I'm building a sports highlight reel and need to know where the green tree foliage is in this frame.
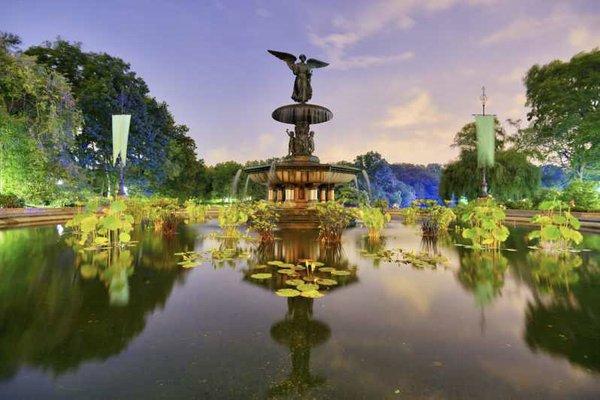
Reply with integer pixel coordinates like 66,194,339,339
440,121,540,201
0,33,83,203
25,39,204,198
522,49,600,180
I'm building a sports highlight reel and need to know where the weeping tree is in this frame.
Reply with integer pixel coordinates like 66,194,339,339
440,121,540,202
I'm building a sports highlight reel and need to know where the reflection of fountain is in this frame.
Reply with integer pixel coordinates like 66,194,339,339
269,297,330,397
244,51,359,228
361,169,372,200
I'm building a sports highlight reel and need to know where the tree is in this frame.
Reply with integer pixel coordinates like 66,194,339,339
207,161,243,201
440,121,540,202
25,39,200,196
0,33,83,203
522,49,600,180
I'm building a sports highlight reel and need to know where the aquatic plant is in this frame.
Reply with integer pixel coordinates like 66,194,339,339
460,198,509,250
401,199,456,237
355,205,391,240
314,201,353,244
528,199,583,252
246,200,280,242
147,197,182,235
217,203,249,238
184,199,207,224
66,199,134,248
527,251,582,293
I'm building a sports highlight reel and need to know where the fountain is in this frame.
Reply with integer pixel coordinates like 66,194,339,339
244,50,359,228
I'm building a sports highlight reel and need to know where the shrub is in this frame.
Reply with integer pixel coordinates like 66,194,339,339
533,188,562,208
504,198,534,210
246,201,279,242
356,205,391,240
315,201,353,244
184,199,207,223
461,198,510,250
0,193,25,208
217,203,249,238
528,199,583,252
561,181,600,212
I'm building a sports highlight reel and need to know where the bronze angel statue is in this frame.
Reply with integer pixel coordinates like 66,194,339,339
268,50,329,103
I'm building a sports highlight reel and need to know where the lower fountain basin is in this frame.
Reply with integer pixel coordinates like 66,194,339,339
244,161,359,186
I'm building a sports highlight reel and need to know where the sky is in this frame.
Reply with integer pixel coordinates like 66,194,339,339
2,0,599,165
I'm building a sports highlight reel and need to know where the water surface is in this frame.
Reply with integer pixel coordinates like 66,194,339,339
0,221,599,399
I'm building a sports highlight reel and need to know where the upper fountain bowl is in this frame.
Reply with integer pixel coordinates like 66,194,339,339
272,104,333,125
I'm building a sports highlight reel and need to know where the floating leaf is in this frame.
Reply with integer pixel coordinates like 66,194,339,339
503,248,517,252
276,288,301,297
252,264,268,269
280,263,295,268
267,261,284,266
319,267,336,273
250,273,272,280
297,283,319,292
285,279,304,286
277,269,297,275
312,262,325,267
316,278,338,286
331,270,351,276
291,265,306,270
300,290,325,299
303,276,317,282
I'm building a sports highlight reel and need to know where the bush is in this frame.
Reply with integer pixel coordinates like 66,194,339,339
561,181,600,212
0,193,25,208
504,198,534,210
315,201,354,244
533,188,562,208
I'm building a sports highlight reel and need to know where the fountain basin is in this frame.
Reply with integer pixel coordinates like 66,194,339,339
272,104,333,125
245,161,359,186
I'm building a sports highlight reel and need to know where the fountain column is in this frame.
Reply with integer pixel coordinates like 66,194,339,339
319,186,327,202
327,185,335,201
285,187,295,203
268,188,275,202
308,187,318,202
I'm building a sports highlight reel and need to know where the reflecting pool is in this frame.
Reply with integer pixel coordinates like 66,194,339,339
0,221,599,399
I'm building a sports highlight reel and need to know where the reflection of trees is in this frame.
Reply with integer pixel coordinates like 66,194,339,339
0,226,196,380
269,297,330,398
524,252,600,372
456,251,508,308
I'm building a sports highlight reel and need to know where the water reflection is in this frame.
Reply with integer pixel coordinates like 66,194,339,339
456,251,508,308
269,297,330,397
0,226,196,380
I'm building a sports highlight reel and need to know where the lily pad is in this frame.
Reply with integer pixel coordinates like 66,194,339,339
316,278,338,286
285,279,304,286
267,261,284,266
319,267,336,273
250,273,272,280
303,276,317,282
312,261,325,267
331,270,351,276
252,264,268,269
277,269,297,275
280,263,295,268
276,288,301,297
291,265,306,270
297,283,319,292
300,290,325,299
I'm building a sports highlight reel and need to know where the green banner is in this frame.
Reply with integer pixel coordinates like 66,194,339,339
475,115,495,168
112,115,131,166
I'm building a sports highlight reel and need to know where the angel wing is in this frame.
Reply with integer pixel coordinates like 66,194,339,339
306,58,329,69
268,50,297,64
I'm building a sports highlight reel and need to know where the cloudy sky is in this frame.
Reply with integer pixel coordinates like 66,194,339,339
3,0,599,165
